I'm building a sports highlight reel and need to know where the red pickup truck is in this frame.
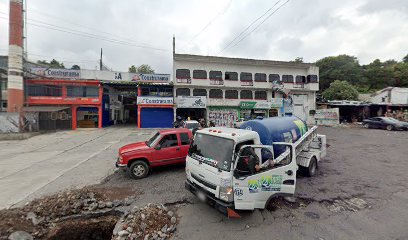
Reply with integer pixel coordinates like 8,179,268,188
116,128,193,179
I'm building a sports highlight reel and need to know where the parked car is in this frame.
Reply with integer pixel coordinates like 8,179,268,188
362,117,408,131
181,120,201,134
116,128,193,179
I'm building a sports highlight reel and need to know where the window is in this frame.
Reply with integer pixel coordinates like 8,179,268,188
225,90,238,99
193,89,207,96
295,75,306,84
307,75,318,83
255,91,267,100
176,88,190,96
240,72,252,81
176,69,190,79
28,85,62,97
180,133,190,145
225,72,238,81
0,80,7,90
141,87,150,96
149,87,158,96
158,134,178,148
282,75,294,83
1,101,7,109
240,90,253,99
269,74,280,83
254,73,267,82
159,88,173,97
67,86,99,97
209,89,223,98
193,70,207,79
209,71,223,80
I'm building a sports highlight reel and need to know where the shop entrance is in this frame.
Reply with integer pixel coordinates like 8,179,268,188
176,108,206,121
103,83,138,126
77,107,99,128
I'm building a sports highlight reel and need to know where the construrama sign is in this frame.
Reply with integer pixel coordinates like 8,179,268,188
30,68,81,79
137,97,173,105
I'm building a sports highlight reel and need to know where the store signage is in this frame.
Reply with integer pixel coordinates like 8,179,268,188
270,98,284,108
176,78,191,84
137,96,173,105
240,101,272,109
30,68,81,79
132,74,170,82
315,108,339,126
241,81,253,86
210,79,224,85
177,96,206,108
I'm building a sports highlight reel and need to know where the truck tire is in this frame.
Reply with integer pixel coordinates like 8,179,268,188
129,161,149,179
305,157,317,177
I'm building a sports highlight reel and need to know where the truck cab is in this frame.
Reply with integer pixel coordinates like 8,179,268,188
185,122,326,215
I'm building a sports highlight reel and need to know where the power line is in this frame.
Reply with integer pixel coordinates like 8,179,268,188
217,0,284,55
180,0,232,51
227,0,291,51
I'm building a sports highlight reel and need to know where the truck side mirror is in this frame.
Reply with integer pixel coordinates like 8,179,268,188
154,144,161,150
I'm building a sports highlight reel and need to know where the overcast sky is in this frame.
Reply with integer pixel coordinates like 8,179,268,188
0,0,407,73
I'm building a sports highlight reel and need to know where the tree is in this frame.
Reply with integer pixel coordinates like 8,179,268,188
71,65,80,70
392,62,408,87
316,55,363,91
322,80,359,101
293,57,303,63
403,54,408,63
128,64,155,74
37,59,65,69
362,59,393,90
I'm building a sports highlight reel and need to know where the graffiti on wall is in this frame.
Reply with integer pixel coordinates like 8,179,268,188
208,109,238,127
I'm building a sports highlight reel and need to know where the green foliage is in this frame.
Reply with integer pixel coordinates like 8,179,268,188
392,62,408,87
403,54,408,63
361,59,393,90
316,55,362,91
128,64,155,74
71,65,80,70
322,80,359,101
293,57,303,63
37,59,65,69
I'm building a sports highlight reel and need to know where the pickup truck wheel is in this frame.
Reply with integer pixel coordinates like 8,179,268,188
306,157,317,177
129,161,149,179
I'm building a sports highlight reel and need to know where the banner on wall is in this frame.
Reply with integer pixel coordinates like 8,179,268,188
240,101,272,109
30,68,81,79
208,109,238,128
270,98,284,108
177,96,206,108
315,108,339,126
137,96,173,105
132,74,170,82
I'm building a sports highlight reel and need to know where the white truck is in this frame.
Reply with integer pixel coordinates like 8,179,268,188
185,117,326,215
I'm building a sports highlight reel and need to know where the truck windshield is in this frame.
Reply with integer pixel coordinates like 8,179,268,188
188,133,234,171
146,132,160,147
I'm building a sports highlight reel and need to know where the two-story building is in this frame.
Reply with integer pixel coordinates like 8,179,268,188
173,53,319,126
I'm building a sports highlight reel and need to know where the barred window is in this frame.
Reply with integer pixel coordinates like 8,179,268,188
209,89,223,98
193,88,207,96
225,90,238,99
209,71,223,80
240,72,252,81
28,85,62,97
225,72,238,81
176,69,190,78
269,74,280,83
240,90,253,99
255,91,267,100
295,75,306,84
254,73,267,82
307,75,318,83
193,70,207,79
282,75,294,83
176,88,190,96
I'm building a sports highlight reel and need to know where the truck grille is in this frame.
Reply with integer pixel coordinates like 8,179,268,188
191,173,217,190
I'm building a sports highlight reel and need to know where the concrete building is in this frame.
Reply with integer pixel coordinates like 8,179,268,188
173,53,319,126
371,87,408,105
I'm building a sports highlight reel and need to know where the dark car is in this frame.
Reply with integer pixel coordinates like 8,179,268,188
362,117,408,131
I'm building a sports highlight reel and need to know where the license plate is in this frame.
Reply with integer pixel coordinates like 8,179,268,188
196,191,206,202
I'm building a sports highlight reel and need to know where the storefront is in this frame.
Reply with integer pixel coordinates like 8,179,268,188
25,79,102,130
175,96,206,120
137,96,174,128
208,106,239,127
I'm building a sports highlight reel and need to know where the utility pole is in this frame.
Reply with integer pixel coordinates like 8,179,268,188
100,48,103,70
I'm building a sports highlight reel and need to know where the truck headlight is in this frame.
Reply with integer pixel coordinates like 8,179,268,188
219,186,234,202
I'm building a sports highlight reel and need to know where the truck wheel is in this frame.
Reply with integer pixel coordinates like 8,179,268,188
386,125,393,131
306,157,317,177
129,161,149,179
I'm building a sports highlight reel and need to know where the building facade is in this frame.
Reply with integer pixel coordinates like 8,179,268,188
173,54,319,126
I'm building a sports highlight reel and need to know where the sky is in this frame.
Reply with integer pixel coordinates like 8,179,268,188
0,0,407,74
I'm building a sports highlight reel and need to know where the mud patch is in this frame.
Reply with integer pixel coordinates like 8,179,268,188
266,197,312,211
322,197,370,213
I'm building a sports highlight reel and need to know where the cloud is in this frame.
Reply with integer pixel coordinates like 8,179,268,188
0,0,407,73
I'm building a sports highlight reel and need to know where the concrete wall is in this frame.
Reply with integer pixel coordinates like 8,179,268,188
0,112,19,133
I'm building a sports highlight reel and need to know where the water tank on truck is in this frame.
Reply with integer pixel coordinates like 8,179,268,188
239,116,308,157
